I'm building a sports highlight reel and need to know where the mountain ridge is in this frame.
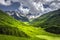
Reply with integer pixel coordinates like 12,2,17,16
31,9,60,34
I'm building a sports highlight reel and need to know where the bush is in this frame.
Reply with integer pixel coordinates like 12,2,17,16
0,25,29,37
45,26,60,34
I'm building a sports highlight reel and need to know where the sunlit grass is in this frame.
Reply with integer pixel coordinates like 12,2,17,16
0,10,60,40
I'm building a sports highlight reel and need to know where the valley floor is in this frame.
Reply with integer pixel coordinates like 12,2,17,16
0,26,60,40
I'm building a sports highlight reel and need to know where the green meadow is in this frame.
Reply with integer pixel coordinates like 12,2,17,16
0,9,60,40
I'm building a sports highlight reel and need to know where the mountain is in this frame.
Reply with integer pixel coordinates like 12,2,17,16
5,11,29,22
31,9,60,34
0,10,47,40
0,0,60,19
0,10,60,40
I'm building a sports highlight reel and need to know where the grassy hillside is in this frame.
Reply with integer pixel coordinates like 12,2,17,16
31,9,60,34
0,10,46,40
0,10,60,40
0,10,30,37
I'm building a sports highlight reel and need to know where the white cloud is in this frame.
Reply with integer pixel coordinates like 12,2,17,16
45,0,54,2
0,0,60,18
33,2,44,11
18,4,30,15
0,0,11,6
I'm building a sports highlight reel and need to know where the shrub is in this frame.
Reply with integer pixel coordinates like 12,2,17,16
45,26,60,34
0,25,29,37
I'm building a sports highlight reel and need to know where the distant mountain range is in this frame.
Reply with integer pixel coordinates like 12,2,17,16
0,0,60,20
5,11,29,22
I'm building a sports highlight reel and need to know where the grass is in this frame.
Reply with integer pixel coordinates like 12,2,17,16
0,10,60,40
0,26,60,40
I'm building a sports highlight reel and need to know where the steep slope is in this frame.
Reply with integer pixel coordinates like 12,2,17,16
0,10,29,37
31,9,60,34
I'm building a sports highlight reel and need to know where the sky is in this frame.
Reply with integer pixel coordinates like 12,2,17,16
0,0,60,16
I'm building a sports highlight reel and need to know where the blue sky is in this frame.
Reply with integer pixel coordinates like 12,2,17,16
0,2,20,11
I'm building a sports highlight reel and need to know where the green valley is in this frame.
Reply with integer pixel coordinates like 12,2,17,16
0,9,60,40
